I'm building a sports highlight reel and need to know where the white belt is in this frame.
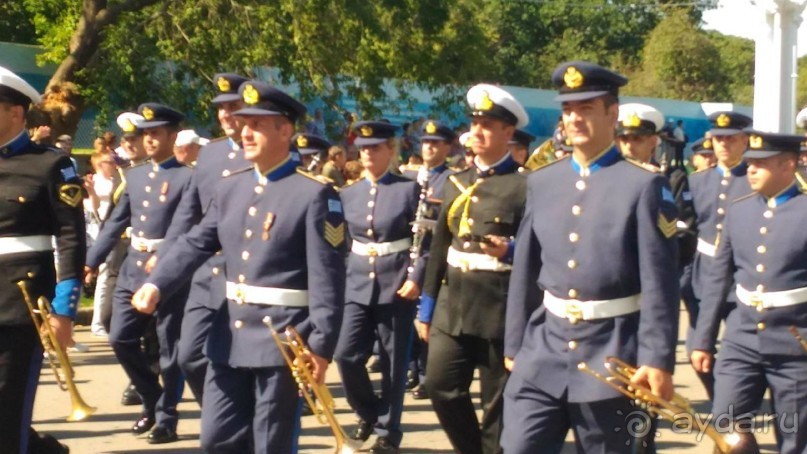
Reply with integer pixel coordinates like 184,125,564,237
130,236,164,253
736,285,807,310
543,291,641,324
697,238,716,257
446,246,512,272
0,235,53,255
225,282,309,307
351,238,411,257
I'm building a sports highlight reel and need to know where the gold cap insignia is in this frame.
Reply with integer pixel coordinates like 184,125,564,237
749,134,763,149
296,135,309,148
217,77,231,93
564,66,584,89
703,139,712,149
360,125,373,137
475,91,494,111
426,121,437,134
243,84,260,105
622,113,642,128
716,113,730,128
142,107,154,120
122,119,136,133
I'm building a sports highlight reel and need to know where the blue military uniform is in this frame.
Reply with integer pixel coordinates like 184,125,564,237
146,81,346,453
162,73,250,406
0,67,84,454
503,62,680,454
86,103,193,440
693,131,807,453
334,121,423,453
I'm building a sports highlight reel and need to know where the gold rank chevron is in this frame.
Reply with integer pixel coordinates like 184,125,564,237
59,184,83,207
657,214,677,239
324,221,345,248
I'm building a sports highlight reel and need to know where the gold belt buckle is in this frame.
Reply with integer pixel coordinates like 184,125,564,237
367,245,378,257
234,284,246,305
136,243,148,253
460,259,470,273
750,294,765,313
566,303,583,325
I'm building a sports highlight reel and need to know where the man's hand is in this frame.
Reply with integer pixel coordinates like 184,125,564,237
396,280,420,301
144,255,158,274
298,350,329,385
690,350,714,374
83,266,97,287
415,320,430,342
480,235,509,258
504,357,515,372
132,284,160,315
630,365,673,401
48,315,73,352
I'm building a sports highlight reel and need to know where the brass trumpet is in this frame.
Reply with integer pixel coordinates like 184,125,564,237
264,317,362,454
579,357,758,454
18,280,96,422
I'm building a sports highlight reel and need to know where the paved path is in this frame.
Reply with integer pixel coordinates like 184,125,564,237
33,307,778,453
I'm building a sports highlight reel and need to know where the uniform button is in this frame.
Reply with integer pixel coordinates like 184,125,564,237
575,181,586,191
234,320,243,329
407,266,415,273
238,274,246,283
569,233,579,243
368,201,375,208
367,229,374,236
568,340,578,350
159,195,166,203
136,260,143,267
228,152,236,159
471,196,479,203
140,215,147,221
572,205,582,216
249,206,257,216
757,322,766,331
255,186,263,194
212,267,220,275
760,227,768,234
757,245,766,254
716,224,723,231
721,179,729,186
138,231,144,237
369,272,376,279
366,214,373,221
17,196,25,202
222,170,231,177
717,208,725,215
756,264,765,273
369,257,376,264
719,193,726,200
145,186,151,192
149,172,156,179
567,260,577,269
468,218,475,226
245,229,253,238
764,210,773,218
370,188,377,195
242,251,250,260
463,241,471,249
568,289,578,298
756,284,765,292
143,200,150,207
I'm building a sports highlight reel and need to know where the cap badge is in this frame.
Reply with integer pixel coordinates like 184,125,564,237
475,91,494,111
703,139,712,149
426,121,437,134
716,113,730,128
296,135,308,148
749,134,763,149
564,66,584,89
360,125,373,137
217,77,231,93
123,119,136,133
243,84,260,105
622,113,641,128
142,107,154,120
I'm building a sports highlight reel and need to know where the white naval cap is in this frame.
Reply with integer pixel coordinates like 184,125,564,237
175,129,210,147
0,65,41,105
466,84,529,129
459,131,473,148
116,112,144,136
617,103,665,136
797,106,807,129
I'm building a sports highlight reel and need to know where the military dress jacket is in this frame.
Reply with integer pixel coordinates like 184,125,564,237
505,147,680,403
147,157,346,368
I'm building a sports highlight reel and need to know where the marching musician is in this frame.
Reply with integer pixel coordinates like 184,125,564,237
691,131,807,453
402,119,455,400
688,111,753,399
133,81,346,453
0,66,85,454
293,132,332,178
503,61,680,453
334,120,423,454
84,103,194,444
419,84,528,454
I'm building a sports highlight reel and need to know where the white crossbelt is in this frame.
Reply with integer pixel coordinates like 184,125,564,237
130,236,164,253
446,246,512,272
543,291,641,323
351,238,411,257
0,235,53,255
225,282,309,307
697,238,717,257
736,285,807,310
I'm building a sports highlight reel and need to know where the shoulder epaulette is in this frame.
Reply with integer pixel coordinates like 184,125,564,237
626,158,661,173
530,154,569,172
295,167,328,184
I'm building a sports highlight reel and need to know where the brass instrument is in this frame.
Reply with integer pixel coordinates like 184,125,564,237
789,326,807,352
579,357,758,454
264,317,361,454
18,280,96,422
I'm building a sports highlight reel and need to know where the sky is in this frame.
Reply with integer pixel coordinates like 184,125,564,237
702,0,807,56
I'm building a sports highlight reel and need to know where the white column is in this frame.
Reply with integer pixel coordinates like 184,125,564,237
753,0,806,133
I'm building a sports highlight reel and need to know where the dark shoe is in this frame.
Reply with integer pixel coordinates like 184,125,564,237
405,370,419,390
369,436,399,454
131,413,155,434
121,383,142,406
147,426,178,444
349,420,374,442
412,384,429,400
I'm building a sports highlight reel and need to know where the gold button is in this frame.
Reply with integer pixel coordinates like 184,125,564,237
368,201,375,208
145,186,151,192
143,200,150,207
255,186,263,194
764,210,773,219
760,227,768,234
234,320,243,329
140,215,147,221
567,260,577,269
717,208,725,215
493,217,499,223
568,289,578,298
26,272,35,278
757,322,766,331
468,218,475,225
367,214,373,221
17,196,25,202
212,267,220,275
366,229,374,236
245,229,253,238
572,205,581,216
222,170,231,177
756,284,765,292
471,196,479,203
369,272,376,279
568,340,578,350
719,193,726,200
575,180,586,191
757,245,766,254
242,251,250,260
136,260,143,267
238,274,246,283
249,207,257,216
569,233,579,243
756,264,765,273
